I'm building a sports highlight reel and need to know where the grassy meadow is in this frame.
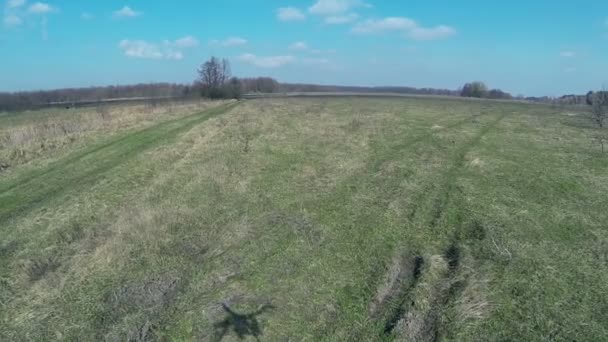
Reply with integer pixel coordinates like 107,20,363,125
0,97,607,341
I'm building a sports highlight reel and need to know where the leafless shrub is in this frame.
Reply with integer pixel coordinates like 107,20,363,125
590,89,607,128
592,104,606,129
585,88,608,155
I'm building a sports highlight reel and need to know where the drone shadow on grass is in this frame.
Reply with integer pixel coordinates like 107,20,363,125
213,303,275,341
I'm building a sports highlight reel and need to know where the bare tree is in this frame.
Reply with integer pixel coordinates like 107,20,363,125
198,57,231,98
591,89,607,128
587,87,608,155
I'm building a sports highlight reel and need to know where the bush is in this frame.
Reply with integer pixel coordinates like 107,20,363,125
461,82,488,98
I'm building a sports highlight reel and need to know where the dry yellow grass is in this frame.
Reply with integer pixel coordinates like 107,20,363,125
0,100,226,168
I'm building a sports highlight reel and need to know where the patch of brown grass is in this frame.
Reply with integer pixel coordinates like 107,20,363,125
0,100,224,167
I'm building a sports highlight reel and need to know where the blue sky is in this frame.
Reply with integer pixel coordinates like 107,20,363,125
1,0,607,96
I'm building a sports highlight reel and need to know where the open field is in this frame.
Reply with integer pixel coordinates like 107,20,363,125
1,97,607,341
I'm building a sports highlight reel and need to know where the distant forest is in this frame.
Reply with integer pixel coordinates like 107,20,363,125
0,78,276,111
0,77,596,111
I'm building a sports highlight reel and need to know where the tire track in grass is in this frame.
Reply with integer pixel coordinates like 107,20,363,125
328,112,505,340
0,103,233,194
379,112,507,341
245,110,489,272
253,109,499,339
0,103,237,226
367,114,483,172
190,106,492,340
427,112,507,228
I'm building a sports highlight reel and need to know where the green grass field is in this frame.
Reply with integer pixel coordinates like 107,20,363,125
1,97,607,341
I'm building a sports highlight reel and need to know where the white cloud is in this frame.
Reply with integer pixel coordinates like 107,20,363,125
81,12,93,20
289,41,308,51
222,37,247,47
3,13,22,27
164,50,183,60
4,1,57,36
309,0,370,16
210,36,248,47
174,35,199,48
119,40,164,59
114,6,140,18
353,17,416,33
288,42,337,56
564,67,576,73
352,16,456,41
407,25,456,40
277,7,306,22
559,51,575,58
28,2,54,14
324,13,358,24
119,36,198,60
6,0,26,9
238,53,295,68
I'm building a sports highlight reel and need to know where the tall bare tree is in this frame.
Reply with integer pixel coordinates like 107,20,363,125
198,57,231,92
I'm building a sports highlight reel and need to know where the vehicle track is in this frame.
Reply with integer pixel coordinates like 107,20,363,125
380,112,507,341
0,103,237,226
306,108,503,339
314,109,506,340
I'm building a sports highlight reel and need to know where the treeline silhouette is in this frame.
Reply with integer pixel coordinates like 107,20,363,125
0,78,281,111
0,78,598,111
0,83,192,111
0,80,461,111
278,83,460,96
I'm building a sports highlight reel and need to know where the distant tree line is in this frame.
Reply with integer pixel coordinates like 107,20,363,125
278,83,459,96
240,77,280,93
527,90,608,107
1,56,604,111
0,83,196,111
0,61,281,111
